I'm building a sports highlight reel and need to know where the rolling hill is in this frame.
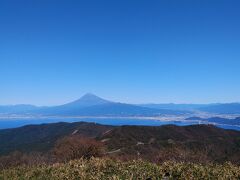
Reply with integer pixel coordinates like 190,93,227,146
98,124,240,163
0,121,240,164
0,121,113,155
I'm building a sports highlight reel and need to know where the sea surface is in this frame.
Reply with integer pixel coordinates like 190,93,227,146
0,117,239,131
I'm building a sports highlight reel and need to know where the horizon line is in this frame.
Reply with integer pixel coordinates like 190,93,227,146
0,93,239,107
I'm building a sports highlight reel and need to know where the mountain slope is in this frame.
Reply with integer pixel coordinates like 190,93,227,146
0,122,113,155
1,122,240,164
98,124,240,163
60,93,111,108
43,102,184,116
1,95,240,116
18,94,187,116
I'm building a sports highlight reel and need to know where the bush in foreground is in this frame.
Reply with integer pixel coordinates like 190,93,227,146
53,135,105,162
0,158,240,180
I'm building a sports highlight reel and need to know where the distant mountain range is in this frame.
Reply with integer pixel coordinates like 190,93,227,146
0,94,187,116
139,103,208,111
198,103,240,114
0,104,38,114
0,93,240,116
140,103,240,114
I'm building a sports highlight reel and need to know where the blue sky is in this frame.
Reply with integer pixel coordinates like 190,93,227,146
0,0,240,105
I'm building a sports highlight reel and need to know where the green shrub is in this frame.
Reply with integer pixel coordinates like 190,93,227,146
0,158,240,180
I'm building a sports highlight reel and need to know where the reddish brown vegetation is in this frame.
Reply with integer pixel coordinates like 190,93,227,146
1,124,240,170
53,135,105,162
0,135,105,169
0,151,51,169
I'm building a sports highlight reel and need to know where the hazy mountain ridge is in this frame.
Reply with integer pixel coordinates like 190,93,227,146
198,103,240,114
139,103,209,111
0,105,38,114
140,103,240,114
0,94,187,116
1,94,240,116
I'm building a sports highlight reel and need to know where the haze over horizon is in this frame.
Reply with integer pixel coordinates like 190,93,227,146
0,93,240,107
1,0,240,105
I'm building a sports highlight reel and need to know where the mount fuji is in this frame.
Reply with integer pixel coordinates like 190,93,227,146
0,93,186,116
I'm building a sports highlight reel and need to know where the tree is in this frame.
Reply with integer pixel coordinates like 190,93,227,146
53,135,105,162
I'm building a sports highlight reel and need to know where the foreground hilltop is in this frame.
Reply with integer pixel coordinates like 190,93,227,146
1,122,240,179
99,124,240,163
0,121,240,164
0,122,113,155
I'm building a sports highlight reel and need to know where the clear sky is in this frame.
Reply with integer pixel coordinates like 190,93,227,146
0,0,240,105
